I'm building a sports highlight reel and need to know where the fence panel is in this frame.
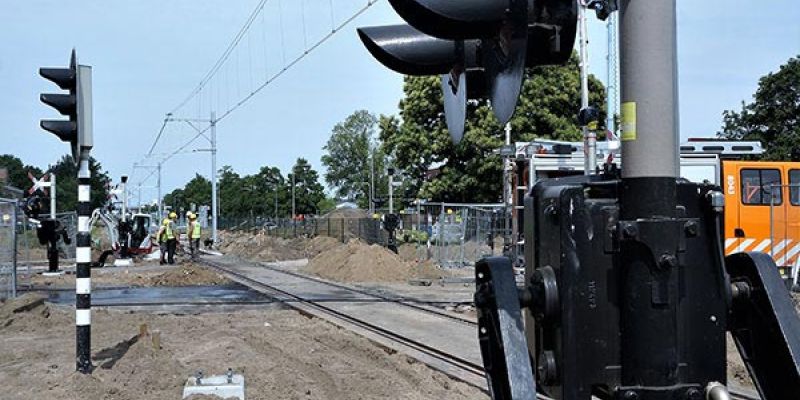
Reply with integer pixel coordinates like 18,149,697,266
0,199,18,299
215,206,506,268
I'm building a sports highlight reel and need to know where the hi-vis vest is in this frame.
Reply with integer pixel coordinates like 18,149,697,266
165,221,175,240
191,222,201,239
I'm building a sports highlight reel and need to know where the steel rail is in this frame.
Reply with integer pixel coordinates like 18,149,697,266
199,257,488,388
249,259,478,326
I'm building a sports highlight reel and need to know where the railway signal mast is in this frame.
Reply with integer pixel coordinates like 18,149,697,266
359,1,800,399
39,49,94,374
26,171,69,274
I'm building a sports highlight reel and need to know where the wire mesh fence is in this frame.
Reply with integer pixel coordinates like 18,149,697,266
0,198,18,299
218,216,389,245
217,202,508,268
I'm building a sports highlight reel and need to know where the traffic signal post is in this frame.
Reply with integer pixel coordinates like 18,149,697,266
39,49,94,374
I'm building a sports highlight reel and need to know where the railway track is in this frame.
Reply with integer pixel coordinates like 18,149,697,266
251,259,478,326
199,257,488,388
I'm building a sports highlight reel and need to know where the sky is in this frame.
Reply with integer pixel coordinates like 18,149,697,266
1,1,798,206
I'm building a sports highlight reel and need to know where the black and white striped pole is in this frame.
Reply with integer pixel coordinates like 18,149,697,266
75,156,92,373
39,49,94,373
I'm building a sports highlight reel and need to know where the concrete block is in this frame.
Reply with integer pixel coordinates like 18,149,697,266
182,372,245,400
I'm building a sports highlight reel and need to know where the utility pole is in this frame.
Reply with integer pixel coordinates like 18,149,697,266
164,112,219,245
578,0,596,175
291,171,296,220
503,123,512,251
606,10,619,140
134,162,163,219
210,111,218,245
388,167,394,214
370,145,375,215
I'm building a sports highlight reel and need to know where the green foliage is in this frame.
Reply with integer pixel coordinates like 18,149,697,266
289,158,325,216
0,154,43,191
321,110,388,208
316,196,337,215
380,53,606,202
165,159,326,218
0,154,109,212
718,56,800,160
50,155,111,212
163,174,211,214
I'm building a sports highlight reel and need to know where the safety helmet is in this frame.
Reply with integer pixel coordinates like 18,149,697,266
188,213,197,220
162,218,170,226
169,212,177,219
186,211,194,219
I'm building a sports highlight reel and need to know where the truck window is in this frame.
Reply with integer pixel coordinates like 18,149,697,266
790,169,800,205
740,168,782,205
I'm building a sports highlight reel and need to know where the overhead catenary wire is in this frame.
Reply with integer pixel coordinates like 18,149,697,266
136,0,381,192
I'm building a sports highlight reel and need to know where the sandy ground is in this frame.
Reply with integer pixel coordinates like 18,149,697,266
0,294,487,400
28,262,230,289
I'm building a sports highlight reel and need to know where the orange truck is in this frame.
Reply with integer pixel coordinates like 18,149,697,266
513,139,799,281
721,160,800,275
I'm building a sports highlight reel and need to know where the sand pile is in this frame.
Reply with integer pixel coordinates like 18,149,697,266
306,239,447,283
148,264,230,286
305,235,341,257
0,293,68,330
218,231,307,262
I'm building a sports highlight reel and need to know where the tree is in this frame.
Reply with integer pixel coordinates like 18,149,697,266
718,56,800,160
321,110,388,208
288,158,325,216
0,154,43,192
217,166,244,217
162,174,212,216
380,53,606,202
256,166,287,218
316,196,337,215
49,155,110,212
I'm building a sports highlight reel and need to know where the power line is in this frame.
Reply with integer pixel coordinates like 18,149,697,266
169,0,268,116
136,0,381,188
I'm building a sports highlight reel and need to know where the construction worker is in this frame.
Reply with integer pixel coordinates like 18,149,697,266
187,211,201,260
164,211,178,264
156,218,170,265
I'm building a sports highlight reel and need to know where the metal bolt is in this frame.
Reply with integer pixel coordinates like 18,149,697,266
536,351,557,385
686,387,702,400
623,390,639,400
658,253,678,269
684,221,698,237
622,224,637,239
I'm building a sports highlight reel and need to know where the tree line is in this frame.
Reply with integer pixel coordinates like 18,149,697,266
163,157,332,218
0,154,110,213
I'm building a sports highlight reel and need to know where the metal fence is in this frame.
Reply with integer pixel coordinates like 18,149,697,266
0,198,18,299
218,203,507,268
407,203,507,268
219,216,389,245
55,211,77,260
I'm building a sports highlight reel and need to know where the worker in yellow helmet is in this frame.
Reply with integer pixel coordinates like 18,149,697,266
163,211,178,265
187,212,201,260
156,218,171,265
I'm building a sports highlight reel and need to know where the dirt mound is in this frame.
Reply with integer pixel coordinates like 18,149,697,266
320,207,370,219
306,239,447,283
305,235,341,257
218,231,307,262
0,293,69,330
148,264,230,286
